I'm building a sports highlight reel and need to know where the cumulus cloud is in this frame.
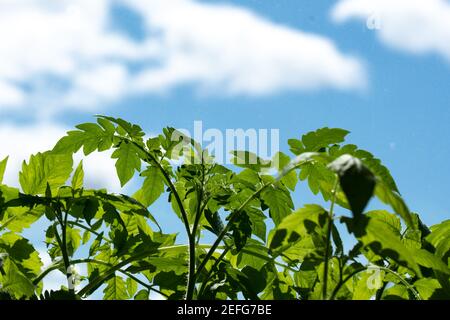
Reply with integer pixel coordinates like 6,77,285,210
0,0,365,115
332,0,450,62
126,0,365,95
0,121,122,192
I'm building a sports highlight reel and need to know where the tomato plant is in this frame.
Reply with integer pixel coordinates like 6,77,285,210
0,116,449,300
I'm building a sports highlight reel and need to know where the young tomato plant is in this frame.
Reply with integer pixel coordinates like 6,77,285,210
0,116,449,300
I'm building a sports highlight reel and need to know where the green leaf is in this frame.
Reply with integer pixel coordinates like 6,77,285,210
19,152,73,195
0,232,43,277
351,270,379,300
0,186,43,232
273,152,297,191
414,278,442,300
246,208,267,241
67,227,82,256
97,115,145,143
261,185,294,225
82,198,99,226
343,215,422,277
134,289,149,300
298,162,349,208
289,128,349,155
329,144,399,193
228,211,252,252
0,258,35,299
0,156,8,184
231,151,271,172
103,276,129,300
235,240,270,271
269,204,327,261
112,141,141,187
375,181,414,229
366,210,401,235
71,160,84,190
126,277,138,297
145,257,188,275
53,120,114,155
204,209,224,236
133,167,164,207
427,220,450,259
328,154,375,217
411,248,450,293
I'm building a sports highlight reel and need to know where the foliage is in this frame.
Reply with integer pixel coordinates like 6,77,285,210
0,116,449,300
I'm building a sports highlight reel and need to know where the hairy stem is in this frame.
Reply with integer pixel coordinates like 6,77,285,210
53,205,74,295
186,158,206,300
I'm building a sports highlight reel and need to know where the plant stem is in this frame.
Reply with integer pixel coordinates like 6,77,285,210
378,266,421,300
322,177,339,300
194,183,271,280
186,155,206,300
34,258,169,299
77,248,158,297
53,205,74,295
128,139,191,239
128,138,195,299
193,160,310,283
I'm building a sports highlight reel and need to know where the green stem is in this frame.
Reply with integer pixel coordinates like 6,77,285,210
33,258,169,298
194,183,271,280
77,249,157,297
329,265,421,300
34,244,220,286
193,159,310,283
186,156,207,300
322,177,339,300
129,139,191,239
378,266,421,300
53,205,74,295
128,138,195,300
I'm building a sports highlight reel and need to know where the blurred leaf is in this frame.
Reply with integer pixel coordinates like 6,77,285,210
328,155,375,217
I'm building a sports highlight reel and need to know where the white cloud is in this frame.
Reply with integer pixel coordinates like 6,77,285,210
126,0,366,95
0,0,365,116
332,0,450,62
0,121,122,192
0,81,25,107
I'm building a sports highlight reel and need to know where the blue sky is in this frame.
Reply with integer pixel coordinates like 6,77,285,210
1,0,450,293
